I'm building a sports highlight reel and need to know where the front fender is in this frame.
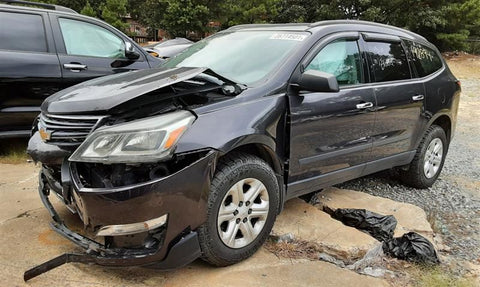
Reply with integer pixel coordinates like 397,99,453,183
176,95,287,156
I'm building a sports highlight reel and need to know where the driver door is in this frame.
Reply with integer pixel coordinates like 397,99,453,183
50,15,149,87
287,33,376,195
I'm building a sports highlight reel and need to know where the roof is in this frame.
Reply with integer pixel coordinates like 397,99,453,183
227,20,427,42
0,0,77,14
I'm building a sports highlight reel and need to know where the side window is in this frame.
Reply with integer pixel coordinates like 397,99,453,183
0,12,47,52
58,18,125,58
365,41,411,82
405,41,443,77
306,40,362,86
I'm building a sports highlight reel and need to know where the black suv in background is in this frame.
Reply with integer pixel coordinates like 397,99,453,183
0,0,161,138
26,21,460,280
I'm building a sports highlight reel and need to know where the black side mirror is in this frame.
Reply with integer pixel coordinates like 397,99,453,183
124,41,140,60
297,70,339,93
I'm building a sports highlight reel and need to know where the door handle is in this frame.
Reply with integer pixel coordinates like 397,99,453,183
412,94,425,101
63,63,87,72
356,102,374,109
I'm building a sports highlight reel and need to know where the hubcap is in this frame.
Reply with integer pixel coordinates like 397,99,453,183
423,138,443,179
217,178,269,249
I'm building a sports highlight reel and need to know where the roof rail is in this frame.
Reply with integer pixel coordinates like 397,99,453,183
0,0,78,13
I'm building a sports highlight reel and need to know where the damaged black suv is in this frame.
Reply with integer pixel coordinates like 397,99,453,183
26,20,460,279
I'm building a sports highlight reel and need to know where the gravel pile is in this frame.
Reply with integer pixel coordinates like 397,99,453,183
337,79,480,263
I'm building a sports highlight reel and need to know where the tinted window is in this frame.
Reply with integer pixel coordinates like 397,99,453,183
0,12,47,52
306,40,362,86
365,41,411,82
59,18,125,58
405,41,443,77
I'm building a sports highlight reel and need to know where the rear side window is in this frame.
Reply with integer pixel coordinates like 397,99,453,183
0,12,47,52
365,41,411,82
405,41,443,77
306,40,363,86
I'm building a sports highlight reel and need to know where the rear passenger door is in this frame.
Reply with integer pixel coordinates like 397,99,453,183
362,33,426,162
49,15,150,87
0,10,61,135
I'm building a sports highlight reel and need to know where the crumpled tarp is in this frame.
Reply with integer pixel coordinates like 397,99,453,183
330,208,397,242
328,208,439,264
383,232,440,264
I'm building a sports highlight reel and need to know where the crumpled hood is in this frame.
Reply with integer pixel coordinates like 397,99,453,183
42,67,208,114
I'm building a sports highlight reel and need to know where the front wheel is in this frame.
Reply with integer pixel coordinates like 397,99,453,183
198,153,279,266
400,125,448,188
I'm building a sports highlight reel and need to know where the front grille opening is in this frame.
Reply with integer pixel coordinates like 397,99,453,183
74,150,210,189
39,113,105,146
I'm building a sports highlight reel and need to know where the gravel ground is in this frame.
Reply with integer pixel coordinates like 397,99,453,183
337,76,480,266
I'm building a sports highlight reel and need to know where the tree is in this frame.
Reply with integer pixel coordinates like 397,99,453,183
100,0,129,31
274,0,480,51
161,0,210,38
128,0,167,32
217,0,279,28
80,1,96,17
435,0,480,50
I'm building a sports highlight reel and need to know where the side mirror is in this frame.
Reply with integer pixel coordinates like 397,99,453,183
124,41,140,60
297,70,339,93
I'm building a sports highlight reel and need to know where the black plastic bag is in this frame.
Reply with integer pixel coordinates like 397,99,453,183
383,232,440,264
330,208,397,242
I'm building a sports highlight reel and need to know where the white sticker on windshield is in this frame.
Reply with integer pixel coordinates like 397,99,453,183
269,33,307,41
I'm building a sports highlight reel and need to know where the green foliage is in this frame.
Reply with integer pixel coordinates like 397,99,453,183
23,0,480,52
161,0,210,38
80,1,96,17
219,0,279,27
128,0,167,34
100,0,128,31
274,0,480,52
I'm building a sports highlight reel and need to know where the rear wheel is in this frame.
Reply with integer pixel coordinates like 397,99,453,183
400,125,448,188
198,153,279,266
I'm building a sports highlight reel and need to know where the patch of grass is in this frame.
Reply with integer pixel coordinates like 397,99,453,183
411,265,476,287
264,237,319,260
0,139,30,164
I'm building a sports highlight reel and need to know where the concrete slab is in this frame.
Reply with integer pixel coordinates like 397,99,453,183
319,187,434,240
0,163,388,286
272,198,378,261
0,163,41,223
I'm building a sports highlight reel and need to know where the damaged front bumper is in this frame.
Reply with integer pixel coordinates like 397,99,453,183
25,147,217,281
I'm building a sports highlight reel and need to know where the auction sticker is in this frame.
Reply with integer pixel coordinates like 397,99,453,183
269,33,307,41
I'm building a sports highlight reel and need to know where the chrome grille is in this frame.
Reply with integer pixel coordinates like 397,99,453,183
39,113,105,145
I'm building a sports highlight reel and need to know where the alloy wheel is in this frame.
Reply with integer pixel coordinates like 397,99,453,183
217,178,269,249
423,138,443,179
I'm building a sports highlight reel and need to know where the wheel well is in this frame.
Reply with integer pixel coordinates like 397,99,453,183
220,144,283,175
432,115,451,143
219,144,285,213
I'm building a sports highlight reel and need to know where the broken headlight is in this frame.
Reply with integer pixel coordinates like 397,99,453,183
69,111,195,164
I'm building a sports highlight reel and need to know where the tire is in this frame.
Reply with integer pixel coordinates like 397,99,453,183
400,125,448,188
198,152,280,266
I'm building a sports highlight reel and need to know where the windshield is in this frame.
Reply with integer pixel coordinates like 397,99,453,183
163,31,309,85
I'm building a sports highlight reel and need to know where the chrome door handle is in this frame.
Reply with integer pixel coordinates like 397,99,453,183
412,94,424,101
63,63,87,72
356,102,374,109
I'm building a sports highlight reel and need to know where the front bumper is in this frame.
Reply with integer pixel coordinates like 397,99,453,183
26,149,217,280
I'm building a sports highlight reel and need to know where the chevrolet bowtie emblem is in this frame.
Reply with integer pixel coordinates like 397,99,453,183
39,127,51,142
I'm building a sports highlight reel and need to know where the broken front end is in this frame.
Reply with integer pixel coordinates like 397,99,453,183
25,67,241,280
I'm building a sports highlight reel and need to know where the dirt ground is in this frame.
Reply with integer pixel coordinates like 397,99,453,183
0,54,479,286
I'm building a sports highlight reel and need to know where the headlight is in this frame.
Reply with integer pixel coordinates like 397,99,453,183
69,111,195,163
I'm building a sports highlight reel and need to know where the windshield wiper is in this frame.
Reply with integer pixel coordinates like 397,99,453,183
195,69,247,96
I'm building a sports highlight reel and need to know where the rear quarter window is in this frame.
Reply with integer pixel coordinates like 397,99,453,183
405,41,443,77
365,41,411,83
0,11,47,53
